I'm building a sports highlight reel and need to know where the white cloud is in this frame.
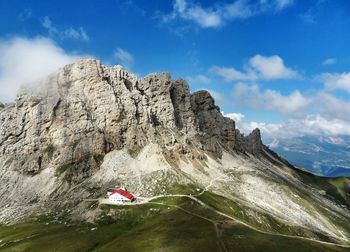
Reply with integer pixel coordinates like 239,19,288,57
316,92,350,121
274,0,294,10
114,47,134,69
162,0,294,29
42,16,89,42
201,89,224,103
317,72,350,93
64,27,89,42
239,115,350,139
222,0,254,19
210,66,257,81
165,0,222,28
322,58,336,65
211,54,299,81
0,37,82,102
42,16,58,36
222,112,245,123
187,74,211,84
225,85,350,138
232,83,311,117
249,54,300,80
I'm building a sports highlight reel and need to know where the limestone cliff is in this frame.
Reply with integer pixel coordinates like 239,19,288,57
0,58,268,178
2,59,349,245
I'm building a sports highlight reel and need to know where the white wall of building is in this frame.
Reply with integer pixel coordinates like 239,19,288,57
109,193,132,203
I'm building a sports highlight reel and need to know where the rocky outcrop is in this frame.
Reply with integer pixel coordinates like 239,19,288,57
0,58,266,178
245,128,263,155
190,90,236,153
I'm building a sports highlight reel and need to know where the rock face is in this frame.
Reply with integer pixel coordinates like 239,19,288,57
0,58,267,178
1,59,350,244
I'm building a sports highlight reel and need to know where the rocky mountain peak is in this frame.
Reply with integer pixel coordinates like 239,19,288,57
1,59,350,246
0,58,270,177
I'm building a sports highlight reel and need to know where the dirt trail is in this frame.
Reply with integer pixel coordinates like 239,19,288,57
100,193,350,248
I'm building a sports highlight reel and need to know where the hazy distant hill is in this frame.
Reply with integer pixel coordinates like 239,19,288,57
269,136,350,177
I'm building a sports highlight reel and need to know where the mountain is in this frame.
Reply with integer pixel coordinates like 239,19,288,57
268,136,350,177
0,59,350,251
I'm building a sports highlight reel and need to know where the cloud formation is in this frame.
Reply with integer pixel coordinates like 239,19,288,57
322,58,336,65
186,74,211,84
225,77,350,138
42,16,89,42
222,112,245,123
114,47,134,69
238,114,350,139
162,0,294,28
201,89,225,103
232,83,310,117
210,54,299,81
0,37,82,102
317,72,350,94
316,92,350,121
210,66,257,81
249,55,299,80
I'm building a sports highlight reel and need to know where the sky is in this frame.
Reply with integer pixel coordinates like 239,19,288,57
1,0,350,140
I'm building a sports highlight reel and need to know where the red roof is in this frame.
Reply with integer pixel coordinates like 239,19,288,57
111,189,134,200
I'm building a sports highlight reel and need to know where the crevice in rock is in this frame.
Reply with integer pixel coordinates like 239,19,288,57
52,98,61,118
135,81,145,96
37,156,42,170
170,85,183,130
150,112,161,127
124,79,133,92
45,98,62,131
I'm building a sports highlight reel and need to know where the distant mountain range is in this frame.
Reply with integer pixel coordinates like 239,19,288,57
268,136,350,177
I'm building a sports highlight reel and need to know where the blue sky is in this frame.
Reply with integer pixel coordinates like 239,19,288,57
1,0,350,139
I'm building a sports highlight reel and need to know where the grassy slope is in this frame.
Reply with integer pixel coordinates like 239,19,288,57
328,177,350,205
222,224,347,252
196,191,333,242
292,168,350,207
0,204,219,252
0,197,349,252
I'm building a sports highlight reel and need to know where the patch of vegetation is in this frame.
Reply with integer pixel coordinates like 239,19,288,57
222,223,348,252
86,185,101,195
196,191,329,240
328,177,350,203
2,195,350,252
88,200,99,210
164,183,203,195
293,169,350,207
43,143,55,159
150,195,188,205
0,202,221,252
1,197,349,252
127,145,143,159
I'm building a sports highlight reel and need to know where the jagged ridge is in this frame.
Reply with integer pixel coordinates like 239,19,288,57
0,58,349,245
0,58,276,175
